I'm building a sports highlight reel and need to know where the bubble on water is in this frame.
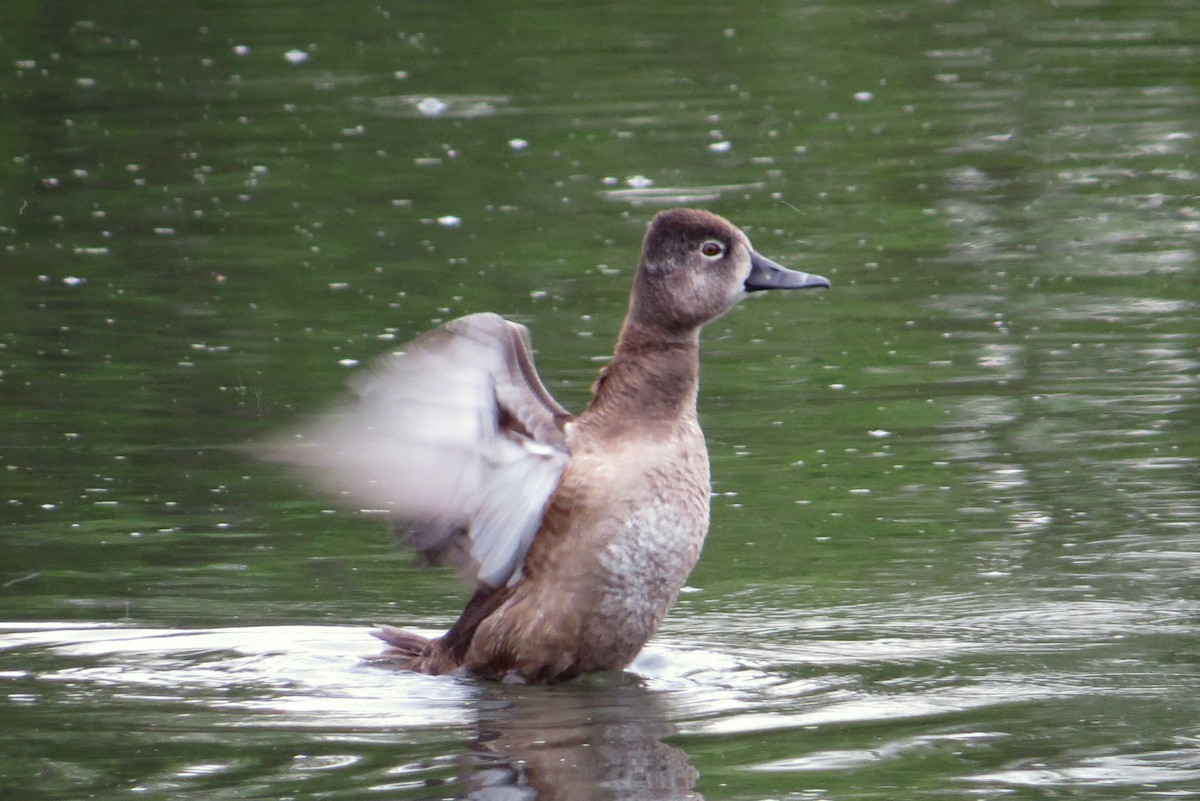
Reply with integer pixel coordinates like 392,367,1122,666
708,141,732,153
233,45,250,56
284,49,309,65
436,215,461,228
416,97,448,116
854,91,874,102
508,138,529,151
625,175,654,189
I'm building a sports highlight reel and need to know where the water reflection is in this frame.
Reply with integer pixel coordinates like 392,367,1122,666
0,624,704,799
2,576,1199,798
470,681,700,801
367,94,512,119
600,182,765,205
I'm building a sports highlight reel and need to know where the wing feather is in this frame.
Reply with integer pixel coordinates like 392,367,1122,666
260,312,573,588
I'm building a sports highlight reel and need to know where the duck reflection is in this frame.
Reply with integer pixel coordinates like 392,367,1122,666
462,677,701,801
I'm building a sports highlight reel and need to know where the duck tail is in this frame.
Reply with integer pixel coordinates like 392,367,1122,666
368,584,511,675
374,623,432,652
368,625,458,674
371,624,431,657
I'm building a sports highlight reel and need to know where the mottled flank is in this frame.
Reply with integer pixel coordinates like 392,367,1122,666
264,209,829,683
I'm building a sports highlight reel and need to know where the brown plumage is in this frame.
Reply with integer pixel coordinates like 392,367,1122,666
263,209,829,683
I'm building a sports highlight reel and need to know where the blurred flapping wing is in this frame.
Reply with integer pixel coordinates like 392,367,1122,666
261,313,573,588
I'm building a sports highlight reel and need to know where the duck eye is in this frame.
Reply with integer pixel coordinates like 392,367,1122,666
700,240,724,258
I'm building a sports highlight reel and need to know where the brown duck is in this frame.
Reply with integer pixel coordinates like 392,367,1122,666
265,208,829,683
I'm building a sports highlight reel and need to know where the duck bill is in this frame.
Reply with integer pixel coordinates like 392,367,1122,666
744,251,831,292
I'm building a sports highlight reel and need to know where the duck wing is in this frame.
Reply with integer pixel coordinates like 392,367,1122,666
261,312,573,588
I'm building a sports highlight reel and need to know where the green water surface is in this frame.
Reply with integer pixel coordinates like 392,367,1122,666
1,1,1198,799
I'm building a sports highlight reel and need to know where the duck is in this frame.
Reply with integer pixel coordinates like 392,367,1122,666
264,208,829,683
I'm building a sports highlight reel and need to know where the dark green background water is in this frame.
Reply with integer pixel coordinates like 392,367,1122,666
2,1,1198,799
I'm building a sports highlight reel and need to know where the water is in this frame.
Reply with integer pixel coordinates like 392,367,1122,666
2,0,1198,798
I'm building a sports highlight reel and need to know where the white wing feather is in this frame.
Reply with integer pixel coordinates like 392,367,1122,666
261,313,572,588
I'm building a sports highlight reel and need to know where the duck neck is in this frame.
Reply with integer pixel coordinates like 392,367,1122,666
586,319,700,430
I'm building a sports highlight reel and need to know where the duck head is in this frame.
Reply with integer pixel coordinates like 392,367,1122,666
628,208,829,333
